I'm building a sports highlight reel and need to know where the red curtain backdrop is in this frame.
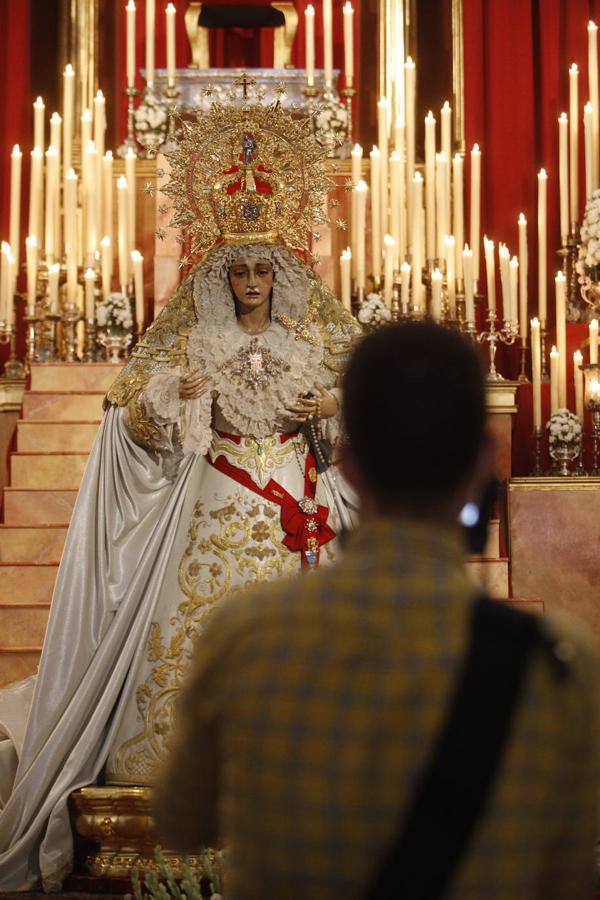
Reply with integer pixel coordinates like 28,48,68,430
463,0,600,337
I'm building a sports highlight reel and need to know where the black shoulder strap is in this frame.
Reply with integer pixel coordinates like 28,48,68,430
364,596,563,900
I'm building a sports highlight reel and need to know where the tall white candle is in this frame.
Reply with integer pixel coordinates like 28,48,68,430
445,234,456,316
85,141,99,259
126,1,136,88
390,151,405,266
44,146,59,261
392,121,406,261
28,147,43,244
499,243,511,325
323,0,333,88
101,236,112,299
424,111,436,261
411,172,424,309
405,57,416,226
63,64,75,173
558,112,569,240
117,176,130,291
0,243,8,323
343,3,354,88
355,180,368,290
589,21,599,189
550,346,560,414
370,146,382,282
483,236,496,315
590,318,599,364
555,270,567,408
435,152,448,260
5,249,15,327
50,113,62,166
166,3,177,88
569,64,579,226
585,102,594,200
518,213,528,340
305,5,315,87
431,268,443,320
509,256,519,328
377,98,389,239
33,97,45,152
441,101,452,228
102,151,114,249
383,234,395,306
94,90,106,160
9,145,22,270
400,261,411,313
574,349,584,421
146,0,156,87
126,147,136,269
25,236,38,315
65,168,78,305
531,317,542,429
463,244,475,324
350,143,362,278
84,267,96,320
537,168,547,322
131,250,144,328
340,248,352,311
48,262,60,315
470,144,481,285
452,153,464,280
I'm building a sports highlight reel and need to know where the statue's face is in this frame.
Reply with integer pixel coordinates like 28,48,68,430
228,256,274,311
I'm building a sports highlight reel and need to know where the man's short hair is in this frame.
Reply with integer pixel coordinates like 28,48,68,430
342,323,486,514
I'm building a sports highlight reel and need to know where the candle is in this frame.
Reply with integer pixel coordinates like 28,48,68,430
25,236,38,315
424,111,436,261
400,261,410,314
518,213,528,340
48,262,60,315
28,147,43,244
383,234,395,306
126,147,136,267
411,172,424,309
574,350,584,421
463,245,475,324
131,250,144,328
340,247,352,311
431,268,443,321
50,112,62,165
65,168,78,304
590,318,599,364
589,21,599,189
0,243,8,323
44,146,59,261
101,236,112,299
63,64,75,172
509,256,519,328
5,248,15,327
126,1,136,88
558,112,569,240
146,0,156,87
550,346,560,414
445,235,456,316
102,151,114,248
33,97,45,151
585,102,594,200
305,5,315,87
435,152,448,260
343,3,354,88
117,176,130,291
531,318,542,429
355,180,368,290
94,90,106,160
555,271,567,408
537,168,547,323
389,151,405,266
452,153,464,280
350,143,362,278
85,141,99,259
370,146,382,282
569,64,579,226
84,268,96,320
377,98,389,239
405,57,416,225
483,236,496,315
441,102,452,228
9,145,22,270
499,243,511,325
81,108,93,169
166,3,177,88
470,144,481,285
323,0,333,88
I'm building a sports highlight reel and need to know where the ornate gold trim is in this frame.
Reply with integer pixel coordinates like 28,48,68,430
451,0,465,154
509,477,600,491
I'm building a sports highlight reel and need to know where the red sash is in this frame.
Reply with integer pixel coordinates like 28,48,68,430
208,431,335,568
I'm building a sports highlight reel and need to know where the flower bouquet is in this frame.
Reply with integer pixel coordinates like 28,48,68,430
134,90,169,157
96,292,133,363
546,408,582,476
314,93,349,157
575,188,600,320
357,293,392,331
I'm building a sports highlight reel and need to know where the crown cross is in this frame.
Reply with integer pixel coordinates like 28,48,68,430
234,72,257,100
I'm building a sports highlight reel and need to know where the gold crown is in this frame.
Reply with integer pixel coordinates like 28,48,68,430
162,82,332,257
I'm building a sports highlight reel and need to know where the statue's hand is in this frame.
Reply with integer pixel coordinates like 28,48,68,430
284,382,338,422
313,381,338,419
179,369,211,400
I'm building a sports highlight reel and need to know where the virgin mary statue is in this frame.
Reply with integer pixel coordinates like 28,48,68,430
0,96,360,888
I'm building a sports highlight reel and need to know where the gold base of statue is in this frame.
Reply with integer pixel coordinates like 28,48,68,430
69,786,217,882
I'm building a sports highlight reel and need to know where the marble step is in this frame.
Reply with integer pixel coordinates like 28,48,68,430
22,392,106,421
0,603,50,648
505,597,545,614
10,452,89,490
4,489,78,525
465,557,510,599
0,526,67,563
0,564,58,603
17,420,101,453
0,649,41,688
30,362,122,393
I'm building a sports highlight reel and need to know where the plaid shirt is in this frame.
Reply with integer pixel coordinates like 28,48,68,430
154,518,600,900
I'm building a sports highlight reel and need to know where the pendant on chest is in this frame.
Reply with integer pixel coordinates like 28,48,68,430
224,337,291,391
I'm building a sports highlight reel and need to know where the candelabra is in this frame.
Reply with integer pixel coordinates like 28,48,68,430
582,363,600,475
518,336,530,383
162,84,181,152
476,312,519,381
540,318,550,382
0,320,25,380
530,426,543,476
62,303,82,363
118,86,140,158
84,318,98,363
23,313,41,368
341,86,357,151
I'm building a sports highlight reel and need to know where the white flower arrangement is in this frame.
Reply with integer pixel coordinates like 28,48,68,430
134,91,169,151
576,188,600,284
96,292,134,337
314,93,349,156
357,292,392,328
546,408,582,448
